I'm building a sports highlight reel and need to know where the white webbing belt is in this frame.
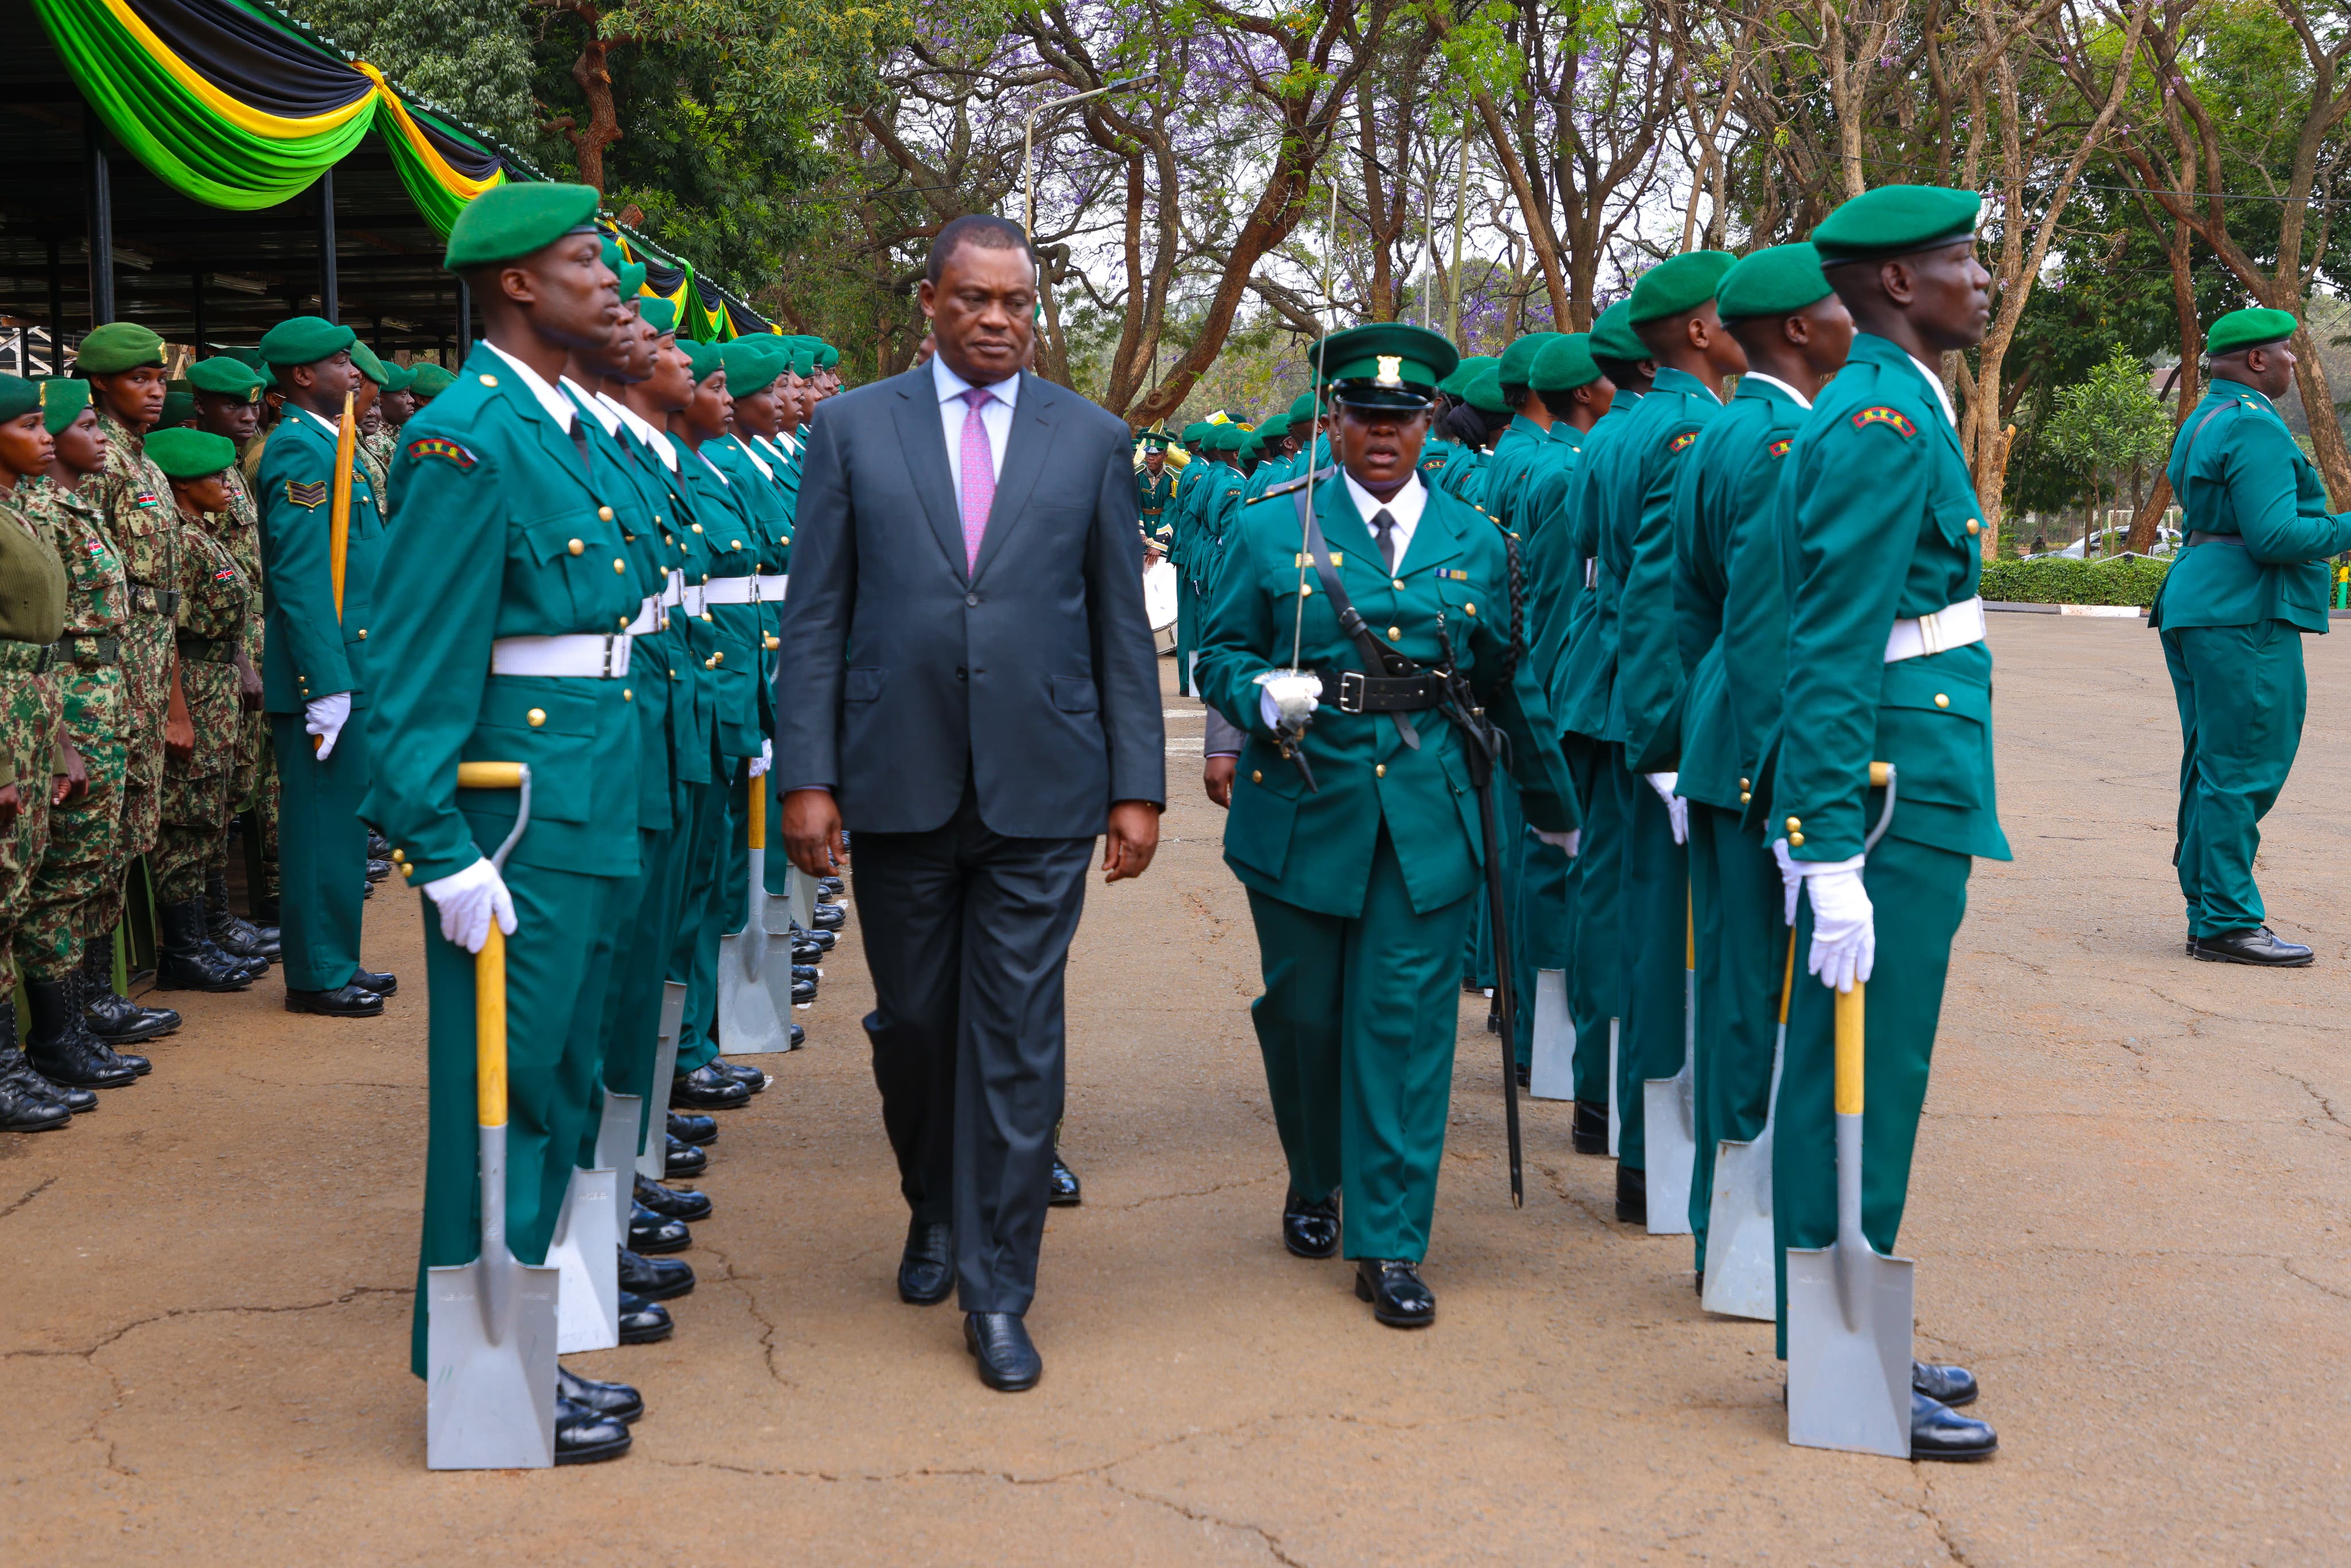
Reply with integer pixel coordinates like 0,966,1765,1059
624,595,662,636
680,582,707,616
659,569,685,607
700,576,758,606
490,634,633,678
1884,596,1986,663
752,573,788,601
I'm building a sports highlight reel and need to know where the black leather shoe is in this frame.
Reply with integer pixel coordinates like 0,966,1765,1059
367,829,392,861
794,926,835,953
80,946,181,1041
790,1023,805,1047
285,984,384,1018
809,903,846,932
964,1311,1042,1391
2191,926,2314,966
668,1111,717,1146
672,1063,750,1109
352,967,398,996
634,1173,711,1222
156,898,256,991
618,1248,695,1301
24,977,138,1089
1353,1259,1437,1328
898,1218,953,1305
618,1295,674,1344
1914,1360,1978,1407
1282,1190,1340,1259
365,857,391,883
1911,1391,1997,1460
553,1395,632,1464
557,1364,643,1424
792,977,818,1004
818,876,844,896
793,940,828,964
1048,1150,1083,1206
628,1204,691,1254
1572,1100,1609,1155
712,1059,767,1094
1615,1163,1647,1224
665,1135,708,1179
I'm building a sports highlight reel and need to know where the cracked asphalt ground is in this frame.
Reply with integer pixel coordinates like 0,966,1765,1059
3,614,2348,1565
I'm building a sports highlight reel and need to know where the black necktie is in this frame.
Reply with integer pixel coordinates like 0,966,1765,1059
1371,508,1398,574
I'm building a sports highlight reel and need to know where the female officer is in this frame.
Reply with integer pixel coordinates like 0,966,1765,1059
1197,323,1578,1328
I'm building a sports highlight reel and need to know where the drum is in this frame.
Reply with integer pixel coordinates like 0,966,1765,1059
1143,559,1179,654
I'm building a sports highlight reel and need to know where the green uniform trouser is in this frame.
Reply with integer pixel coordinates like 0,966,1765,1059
269,712,369,992
154,661,240,902
1614,761,1687,1173
578,819,676,1166
410,863,625,1377
0,669,60,995
1245,825,1477,1263
1564,738,1624,1107
666,770,732,1073
1772,833,1970,1357
20,668,127,981
1465,777,1522,994
1174,576,1197,696
2161,619,2307,938
1687,802,1787,1268
1512,824,1572,1073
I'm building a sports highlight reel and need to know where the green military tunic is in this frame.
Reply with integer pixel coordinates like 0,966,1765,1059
360,345,643,1377
2152,382,2351,938
0,487,67,997
257,406,383,992
1763,332,2011,1353
1198,470,1577,1261
1136,463,1177,550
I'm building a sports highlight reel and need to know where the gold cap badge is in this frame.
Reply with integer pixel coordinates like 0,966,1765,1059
1375,355,1403,387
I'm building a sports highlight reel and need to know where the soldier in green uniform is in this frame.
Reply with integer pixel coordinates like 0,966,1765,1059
1767,185,2007,1458
363,183,645,1461
1671,244,1850,1270
17,380,152,1089
408,362,456,406
349,344,394,517
0,374,77,1130
145,428,265,990
1198,324,1577,1328
256,316,393,1016
1137,432,1177,550
2152,305,2351,965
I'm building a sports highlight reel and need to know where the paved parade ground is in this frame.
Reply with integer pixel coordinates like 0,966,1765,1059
3,613,2345,1565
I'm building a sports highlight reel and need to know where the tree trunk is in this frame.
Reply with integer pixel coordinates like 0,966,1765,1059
1427,4,1570,329
560,13,623,192
2131,216,2199,553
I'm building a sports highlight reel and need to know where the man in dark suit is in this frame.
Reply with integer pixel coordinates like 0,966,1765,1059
777,214,1165,1392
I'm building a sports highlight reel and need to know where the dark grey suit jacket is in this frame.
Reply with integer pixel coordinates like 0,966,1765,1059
776,366,1166,837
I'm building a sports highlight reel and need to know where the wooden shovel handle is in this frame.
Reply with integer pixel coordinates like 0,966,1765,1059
1834,982,1865,1116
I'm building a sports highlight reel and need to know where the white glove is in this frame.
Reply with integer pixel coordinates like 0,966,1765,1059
421,856,518,956
1801,861,1874,993
748,739,772,779
1771,837,1804,925
1255,669,1320,731
1535,828,1581,855
1644,771,1687,845
304,692,352,760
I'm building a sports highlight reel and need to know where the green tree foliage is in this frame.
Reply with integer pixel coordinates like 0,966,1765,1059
2039,346,2174,534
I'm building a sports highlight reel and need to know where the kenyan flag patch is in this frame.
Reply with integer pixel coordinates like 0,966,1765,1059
284,480,328,509
406,436,478,472
1852,406,1918,438
1668,431,1697,452
1767,438,1792,458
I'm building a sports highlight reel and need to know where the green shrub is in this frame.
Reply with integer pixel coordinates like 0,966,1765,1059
1979,554,2170,607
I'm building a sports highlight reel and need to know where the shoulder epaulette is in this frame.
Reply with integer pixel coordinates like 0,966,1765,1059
1259,464,1339,499
1850,406,1918,438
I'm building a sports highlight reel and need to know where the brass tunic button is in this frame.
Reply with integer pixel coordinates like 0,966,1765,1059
569,539,584,555
623,688,633,701
598,505,615,522
1376,763,1387,778
1739,777,1751,790
1739,792,1751,804
1250,770,1262,784
691,523,703,533
1786,817,1801,832
614,558,626,573
1789,831,1805,847
1392,578,1405,591
711,650,724,665
1464,603,1477,616
356,628,367,639
399,863,413,878
1934,693,1950,708
1966,518,1981,535
389,849,405,864
479,374,499,387
731,540,742,550
618,616,630,630
1387,626,1401,642
527,708,547,727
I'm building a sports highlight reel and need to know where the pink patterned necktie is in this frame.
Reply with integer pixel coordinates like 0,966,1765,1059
957,386,996,572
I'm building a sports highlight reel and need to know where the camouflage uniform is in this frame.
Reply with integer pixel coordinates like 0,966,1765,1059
15,476,131,983
91,409,180,933
357,429,392,520
154,504,251,902
213,464,276,900
0,493,66,997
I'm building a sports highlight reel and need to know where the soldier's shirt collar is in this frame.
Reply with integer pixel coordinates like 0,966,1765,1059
1737,370,1813,410
599,393,680,472
562,377,622,437
1652,365,1723,405
485,341,581,432
1341,468,1426,531
1907,353,1958,428
288,405,344,443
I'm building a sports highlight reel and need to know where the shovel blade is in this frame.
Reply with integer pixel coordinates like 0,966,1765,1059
1786,1241,1915,1458
718,848,794,1055
639,983,686,1182
1701,1125,1776,1319
1606,1019,1621,1158
425,1255,560,1470
596,1092,644,1183
1527,969,1575,1100
1643,1064,1696,1236
547,1163,620,1353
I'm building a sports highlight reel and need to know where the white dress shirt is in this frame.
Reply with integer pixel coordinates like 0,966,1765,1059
1909,354,1958,427
1737,370,1814,411
562,377,622,436
1341,469,1428,574
599,393,680,471
932,354,1019,494
484,341,580,430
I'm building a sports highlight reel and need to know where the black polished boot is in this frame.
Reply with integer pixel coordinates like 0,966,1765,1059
664,1135,707,1178
792,964,821,982
668,1111,717,1147
24,976,138,1089
790,1023,805,1047
616,1291,674,1344
79,944,181,1043
0,1002,71,1132
1048,1148,1083,1207
1354,1259,1437,1328
367,828,393,863
817,876,844,897
2191,926,2315,966
156,899,257,991
553,1396,632,1464
633,1173,711,1222
671,1063,750,1109
712,1059,767,1095
285,983,383,1018
1615,1163,1647,1225
1914,1360,1979,1407
808,903,846,932
1911,1391,1998,1460
793,925,835,953
792,939,827,964
557,1364,643,1424
205,871,280,961
791,976,818,1004
351,967,398,996
1572,1100,1609,1155
628,1204,691,1254
618,1247,695,1301
1281,1190,1340,1259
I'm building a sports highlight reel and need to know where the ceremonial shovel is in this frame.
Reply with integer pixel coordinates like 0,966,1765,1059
717,781,794,1055
1702,931,1794,1321
1644,897,1699,1235
427,762,559,1470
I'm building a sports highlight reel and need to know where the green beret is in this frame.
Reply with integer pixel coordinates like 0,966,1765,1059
379,362,416,394
816,343,840,370
0,375,37,422
2206,306,2299,358
222,347,266,371
680,339,727,384
160,391,197,428
787,343,817,378
350,341,389,385
600,234,626,274
1256,412,1291,441
639,297,681,335
146,426,236,479
1462,363,1509,414
39,378,90,434
1181,422,1210,444
1437,355,1493,399
187,358,266,400
720,337,786,388
1206,423,1244,453
1530,333,1602,394
75,322,167,374
258,316,356,367
1629,251,1736,325
1240,430,1264,460
1309,323,1460,408
1496,332,1564,387
618,262,646,300
408,363,456,399
444,182,603,272
258,366,277,390
1714,243,1833,322
1589,300,1647,362
1811,185,1980,264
